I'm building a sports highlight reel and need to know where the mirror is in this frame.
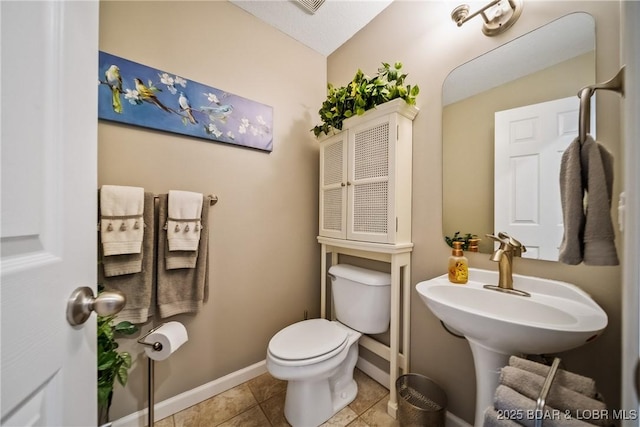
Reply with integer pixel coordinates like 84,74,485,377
442,12,595,262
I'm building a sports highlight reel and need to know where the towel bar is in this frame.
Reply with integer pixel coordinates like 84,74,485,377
97,194,218,230
534,357,561,427
153,194,218,206
578,66,625,144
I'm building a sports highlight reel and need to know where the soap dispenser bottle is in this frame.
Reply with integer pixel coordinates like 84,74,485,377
448,241,468,284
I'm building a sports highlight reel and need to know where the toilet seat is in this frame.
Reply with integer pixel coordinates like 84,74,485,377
268,319,349,367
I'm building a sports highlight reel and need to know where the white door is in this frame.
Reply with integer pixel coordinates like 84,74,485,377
1,1,99,425
494,96,594,261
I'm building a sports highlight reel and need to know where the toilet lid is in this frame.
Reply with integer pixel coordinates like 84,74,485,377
269,319,348,361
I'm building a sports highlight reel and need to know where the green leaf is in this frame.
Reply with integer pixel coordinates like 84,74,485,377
96,302,139,415
312,61,419,137
98,384,112,409
117,364,129,386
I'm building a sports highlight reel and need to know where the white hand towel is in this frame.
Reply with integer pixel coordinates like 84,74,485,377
100,185,145,256
167,190,203,251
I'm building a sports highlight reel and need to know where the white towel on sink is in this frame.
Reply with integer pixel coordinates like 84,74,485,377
167,190,203,251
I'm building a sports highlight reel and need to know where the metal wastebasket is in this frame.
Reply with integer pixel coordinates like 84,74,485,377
396,374,447,427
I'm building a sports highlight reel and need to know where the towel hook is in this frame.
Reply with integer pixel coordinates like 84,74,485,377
578,66,626,144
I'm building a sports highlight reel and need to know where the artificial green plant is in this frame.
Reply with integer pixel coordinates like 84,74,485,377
445,231,479,251
312,62,420,137
97,301,137,424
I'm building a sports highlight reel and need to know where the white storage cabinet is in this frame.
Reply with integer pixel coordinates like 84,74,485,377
317,98,418,418
319,98,418,244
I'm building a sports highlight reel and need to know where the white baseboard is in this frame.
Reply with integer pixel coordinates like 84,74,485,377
356,356,390,389
111,360,267,427
112,358,472,427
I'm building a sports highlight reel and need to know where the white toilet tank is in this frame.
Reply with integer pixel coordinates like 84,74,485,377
328,264,391,334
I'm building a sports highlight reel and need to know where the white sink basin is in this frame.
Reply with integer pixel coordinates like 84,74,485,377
416,268,607,354
416,268,607,426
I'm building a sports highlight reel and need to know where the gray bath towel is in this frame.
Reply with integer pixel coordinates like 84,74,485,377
559,136,618,265
100,192,155,323
559,138,585,264
483,406,522,427
156,194,209,318
500,366,608,426
165,248,198,270
581,137,618,265
508,356,597,398
493,385,593,427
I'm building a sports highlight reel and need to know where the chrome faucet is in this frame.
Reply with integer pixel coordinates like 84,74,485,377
484,232,530,297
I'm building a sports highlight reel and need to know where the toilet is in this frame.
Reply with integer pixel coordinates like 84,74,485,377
266,264,391,427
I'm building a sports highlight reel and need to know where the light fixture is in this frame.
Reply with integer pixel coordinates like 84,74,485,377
451,0,523,36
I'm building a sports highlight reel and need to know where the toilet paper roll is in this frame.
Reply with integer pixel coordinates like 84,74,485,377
144,321,188,361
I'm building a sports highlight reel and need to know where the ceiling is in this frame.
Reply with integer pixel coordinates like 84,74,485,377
229,0,394,56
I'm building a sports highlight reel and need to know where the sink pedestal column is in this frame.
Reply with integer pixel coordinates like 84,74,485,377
467,339,510,427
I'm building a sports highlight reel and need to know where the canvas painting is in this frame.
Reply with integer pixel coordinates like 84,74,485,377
98,51,273,152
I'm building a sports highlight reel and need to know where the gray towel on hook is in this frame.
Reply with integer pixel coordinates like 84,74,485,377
156,194,210,318
559,135,618,265
559,137,584,264
581,136,618,265
100,192,155,324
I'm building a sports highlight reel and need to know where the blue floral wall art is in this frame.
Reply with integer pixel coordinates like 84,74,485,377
98,51,273,152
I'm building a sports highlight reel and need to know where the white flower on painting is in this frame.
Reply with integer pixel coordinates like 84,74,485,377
205,92,220,104
238,117,250,135
124,89,141,104
159,73,177,94
174,76,187,88
256,115,267,126
208,123,223,138
160,73,174,86
226,131,235,140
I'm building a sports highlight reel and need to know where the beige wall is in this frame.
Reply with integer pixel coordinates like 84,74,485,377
443,52,595,254
100,1,623,423
329,1,621,423
99,1,326,419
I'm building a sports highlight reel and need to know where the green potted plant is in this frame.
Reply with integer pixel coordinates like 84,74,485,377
97,309,137,426
445,231,480,251
312,62,420,137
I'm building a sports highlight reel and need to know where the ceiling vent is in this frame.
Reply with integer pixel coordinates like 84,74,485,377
294,0,326,14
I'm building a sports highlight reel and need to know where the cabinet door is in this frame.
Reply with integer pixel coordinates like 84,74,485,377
319,132,348,238
347,114,395,243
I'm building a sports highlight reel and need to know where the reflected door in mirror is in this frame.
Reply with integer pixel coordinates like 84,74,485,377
494,96,593,260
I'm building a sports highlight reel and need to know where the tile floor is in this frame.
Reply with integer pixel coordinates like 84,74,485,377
153,368,399,427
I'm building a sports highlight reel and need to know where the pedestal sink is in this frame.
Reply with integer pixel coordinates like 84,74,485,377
416,268,607,427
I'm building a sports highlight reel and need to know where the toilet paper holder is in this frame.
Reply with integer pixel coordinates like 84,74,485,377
137,322,167,352
137,322,167,427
